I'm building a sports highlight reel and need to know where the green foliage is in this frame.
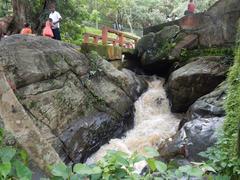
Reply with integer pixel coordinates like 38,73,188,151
199,27,240,178
50,147,217,180
0,129,32,180
180,48,234,62
0,128,227,179
0,0,12,17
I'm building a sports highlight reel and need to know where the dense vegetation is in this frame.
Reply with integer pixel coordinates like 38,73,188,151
200,24,240,178
0,128,221,180
0,0,217,42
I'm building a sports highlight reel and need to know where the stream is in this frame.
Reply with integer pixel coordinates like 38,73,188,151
87,78,181,166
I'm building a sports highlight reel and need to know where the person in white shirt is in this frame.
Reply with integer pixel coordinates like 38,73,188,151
49,4,62,40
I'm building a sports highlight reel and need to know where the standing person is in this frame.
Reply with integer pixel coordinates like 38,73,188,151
20,23,32,35
49,4,62,40
42,18,54,38
188,0,196,14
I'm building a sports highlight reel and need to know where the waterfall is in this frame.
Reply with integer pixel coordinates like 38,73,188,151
87,78,180,165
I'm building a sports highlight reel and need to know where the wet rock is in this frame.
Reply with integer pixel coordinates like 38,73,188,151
167,56,230,113
57,113,126,163
160,117,224,162
160,82,227,161
135,25,180,75
187,81,227,120
0,35,147,168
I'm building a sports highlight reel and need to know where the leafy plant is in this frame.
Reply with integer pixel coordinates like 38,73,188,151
199,27,240,178
0,129,32,180
50,147,217,180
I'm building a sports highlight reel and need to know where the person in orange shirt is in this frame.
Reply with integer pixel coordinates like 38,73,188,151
20,23,32,35
42,18,54,38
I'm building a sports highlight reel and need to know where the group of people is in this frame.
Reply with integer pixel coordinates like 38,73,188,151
20,4,62,40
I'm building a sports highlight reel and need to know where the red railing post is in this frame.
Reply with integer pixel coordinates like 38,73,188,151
83,34,89,44
119,33,124,47
102,26,108,45
134,39,138,47
112,40,116,46
93,36,99,45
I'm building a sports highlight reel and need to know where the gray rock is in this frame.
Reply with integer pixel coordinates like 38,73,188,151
187,81,227,120
57,112,126,163
167,56,230,112
135,25,180,74
144,0,240,47
0,35,147,166
160,117,224,162
160,82,227,161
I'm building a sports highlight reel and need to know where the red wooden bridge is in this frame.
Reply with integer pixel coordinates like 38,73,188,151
81,26,140,60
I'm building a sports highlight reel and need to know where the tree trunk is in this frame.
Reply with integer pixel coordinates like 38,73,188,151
11,0,27,32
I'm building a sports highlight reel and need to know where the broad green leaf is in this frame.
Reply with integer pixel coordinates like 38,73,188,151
91,166,102,174
214,175,231,180
115,155,129,166
154,161,167,173
0,162,11,178
15,160,32,180
51,163,69,179
0,147,16,162
18,150,29,164
178,165,192,173
114,169,128,178
70,174,81,180
188,167,203,177
153,177,164,180
201,164,216,173
132,153,145,164
174,169,183,178
144,147,159,158
73,163,96,176
147,158,156,172
91,173,102,180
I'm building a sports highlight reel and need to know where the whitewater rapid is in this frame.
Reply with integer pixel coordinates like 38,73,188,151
87,78,180,163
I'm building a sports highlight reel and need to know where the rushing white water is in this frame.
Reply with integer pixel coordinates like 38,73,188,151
87,78,180,164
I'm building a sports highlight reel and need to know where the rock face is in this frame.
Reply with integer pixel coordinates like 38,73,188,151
187,81,227,120
0,35,147,164
135,25,180,75
144,0,240,46
160,82,227,161
167,56,230,113
138,0,239,73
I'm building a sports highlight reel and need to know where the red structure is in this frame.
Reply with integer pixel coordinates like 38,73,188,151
83,26,139,49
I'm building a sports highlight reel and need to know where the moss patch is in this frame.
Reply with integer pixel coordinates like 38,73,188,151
179,47,234,62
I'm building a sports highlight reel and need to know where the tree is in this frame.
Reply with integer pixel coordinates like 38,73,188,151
11,0,28,32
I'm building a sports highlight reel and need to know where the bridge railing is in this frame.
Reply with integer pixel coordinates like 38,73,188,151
83,26,140,49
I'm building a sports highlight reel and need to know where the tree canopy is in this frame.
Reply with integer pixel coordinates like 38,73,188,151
0,0,218,43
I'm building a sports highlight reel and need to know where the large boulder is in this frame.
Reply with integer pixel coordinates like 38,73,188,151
167,56,230,112
187,81,227,120
135,25,180,75
0,35,147,165
160,82,227,161
144,0,240,47
139,0,239,74
160,117,224,161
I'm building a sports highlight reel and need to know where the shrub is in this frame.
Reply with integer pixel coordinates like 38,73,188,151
0,129,32,180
